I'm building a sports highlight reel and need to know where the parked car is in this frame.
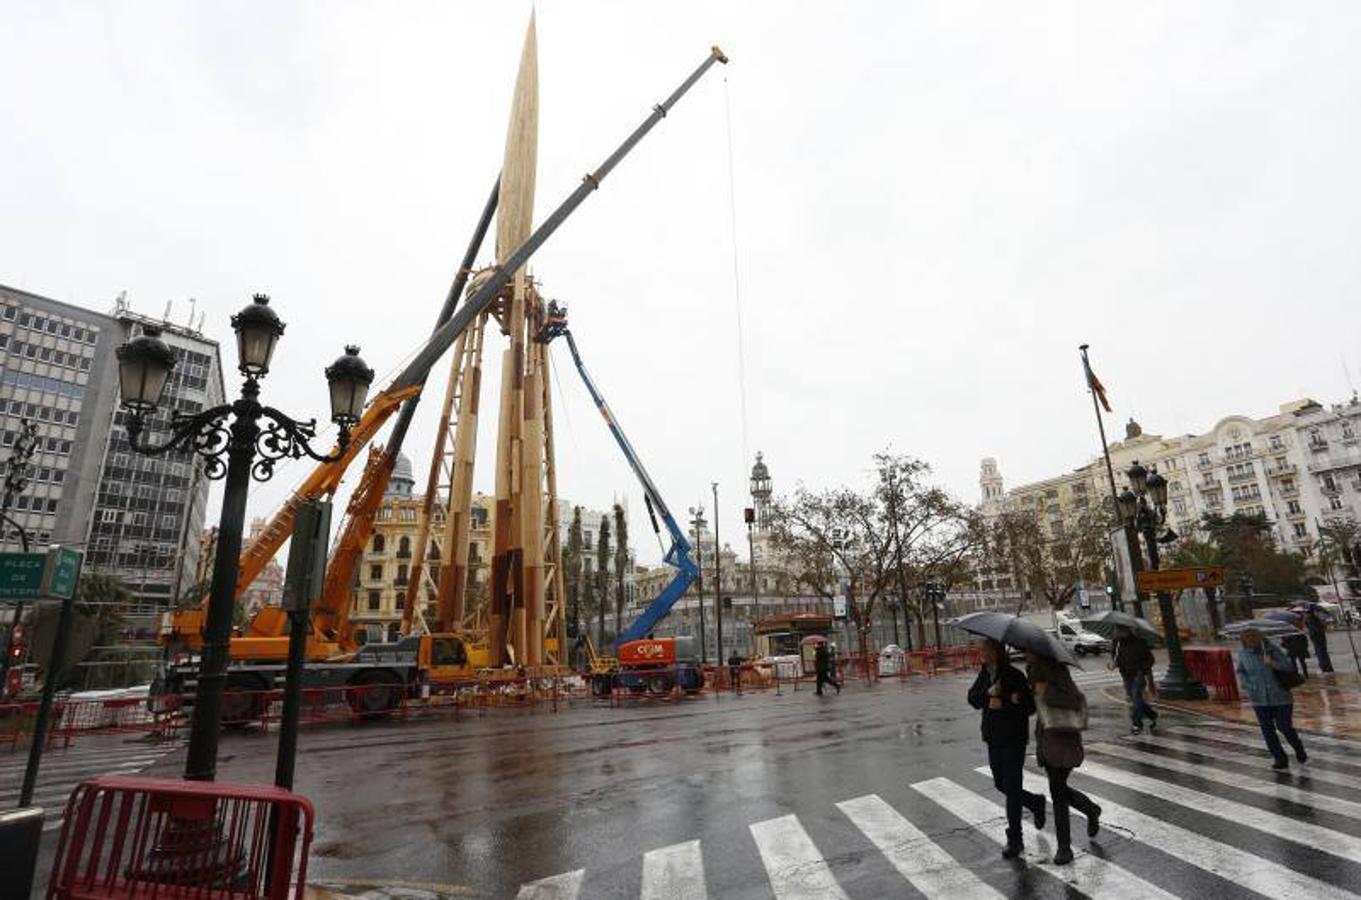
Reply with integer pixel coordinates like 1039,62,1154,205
1046,623,1110,656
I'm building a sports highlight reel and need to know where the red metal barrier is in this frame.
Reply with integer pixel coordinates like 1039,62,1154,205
1182,646,1240,701
47,775,314,900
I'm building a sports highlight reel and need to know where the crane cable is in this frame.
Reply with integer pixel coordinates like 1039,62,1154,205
723,74,751,473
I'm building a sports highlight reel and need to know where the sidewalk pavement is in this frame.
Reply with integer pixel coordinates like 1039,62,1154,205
1105,630,1361,740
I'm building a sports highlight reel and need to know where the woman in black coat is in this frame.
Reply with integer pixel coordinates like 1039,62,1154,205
968,638,1045,858
1028,652,1101,865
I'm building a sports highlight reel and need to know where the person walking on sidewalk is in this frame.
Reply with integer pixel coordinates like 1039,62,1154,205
1109,626,1158,735
1282,623,1310,680
1028,652,1101,866
1235,628,1308,771
968,638,1045,859
813,641,840,696
1303,607,1334,673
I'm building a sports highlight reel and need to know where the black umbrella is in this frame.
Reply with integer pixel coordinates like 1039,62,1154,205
949,611,1078,665
1081,610,1159,646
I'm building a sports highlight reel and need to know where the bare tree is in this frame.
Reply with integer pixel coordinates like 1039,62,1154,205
987,508,1108,613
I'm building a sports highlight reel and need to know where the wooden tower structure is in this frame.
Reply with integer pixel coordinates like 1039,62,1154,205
406,14,566,669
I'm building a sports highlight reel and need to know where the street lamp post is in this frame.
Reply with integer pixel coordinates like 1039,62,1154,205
745,506,758,652
1118,461,1207,701
712,482,723,677
116,295,373,781
689,506,707,662
0,419,40,697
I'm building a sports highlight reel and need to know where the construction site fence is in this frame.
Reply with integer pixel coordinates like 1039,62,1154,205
47,774,314,900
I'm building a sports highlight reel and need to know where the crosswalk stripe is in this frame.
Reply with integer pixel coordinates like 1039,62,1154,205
1117,735,1361,790
911,777,1176,899
1082,760,1361,863
1091,743,1361,821
1135,732,1361,771
749,814,850,900
1172,721,1361,753
0,755,162,781
1163,726,1361,761
640,839,705,900
837,794,1004,899
515,869,583,900
1006,768,1361,900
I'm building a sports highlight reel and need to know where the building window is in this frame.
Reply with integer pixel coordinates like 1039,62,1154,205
1330,496,1345,511
395,591,406,610
395,564,409,586
46,499,58,513
1293,522,1308,538
370,564,383,581
398,536,411,558
372,534,385,553
367,591,381,611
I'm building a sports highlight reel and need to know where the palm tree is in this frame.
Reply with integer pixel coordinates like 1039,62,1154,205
1169,536,1228,630
596,515,611,648
613,504,628,639
564,507,584,665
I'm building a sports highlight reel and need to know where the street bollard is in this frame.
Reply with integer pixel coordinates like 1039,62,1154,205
0,806,44,900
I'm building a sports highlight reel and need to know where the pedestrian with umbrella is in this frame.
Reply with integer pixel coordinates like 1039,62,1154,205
1235,626,1308,770
1296,604,1335,673
1027,651,1100,865
1086,611,1160,735
956,612,1052,858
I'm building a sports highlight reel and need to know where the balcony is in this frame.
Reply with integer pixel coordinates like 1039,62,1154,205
1266,463,1296,476
1279,485,1299,498
1309,439,1329,452
1285,507,1306,520
1321,483,1342,496
1205,498,1224,510
1197,459,1215,471
1226,470,1256,484
1198,480,1222,493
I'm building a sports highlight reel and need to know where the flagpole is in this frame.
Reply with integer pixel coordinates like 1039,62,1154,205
1080,343,1141,615
1080,343,1121,510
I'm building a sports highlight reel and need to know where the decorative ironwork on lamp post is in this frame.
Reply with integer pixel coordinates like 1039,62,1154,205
116,294,373,781
1118,460,1207,701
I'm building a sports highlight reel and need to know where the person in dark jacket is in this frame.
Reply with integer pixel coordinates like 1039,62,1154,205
1108,627,1158,734
1236,628,1308,770
1028,652,1101,865
1281,624,1310,679
968,638,1045,858
1303,607,1334,673
814,642,840,695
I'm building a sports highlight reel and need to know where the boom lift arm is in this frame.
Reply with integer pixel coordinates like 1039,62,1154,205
541,310,700,650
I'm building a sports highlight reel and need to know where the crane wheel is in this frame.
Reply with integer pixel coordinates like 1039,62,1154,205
222,675,269,728
590,674,613,698
347,671,404,718
646,673,673,695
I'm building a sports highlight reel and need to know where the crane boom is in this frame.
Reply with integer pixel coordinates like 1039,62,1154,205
390,46,728,394
547,321,699,650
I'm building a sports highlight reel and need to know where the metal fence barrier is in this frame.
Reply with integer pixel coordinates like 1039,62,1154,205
47,774,314,900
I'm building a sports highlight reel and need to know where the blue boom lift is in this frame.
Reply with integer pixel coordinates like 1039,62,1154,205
539,303,703,693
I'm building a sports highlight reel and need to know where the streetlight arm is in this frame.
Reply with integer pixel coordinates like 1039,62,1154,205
124,403,236,473
254,407,345,479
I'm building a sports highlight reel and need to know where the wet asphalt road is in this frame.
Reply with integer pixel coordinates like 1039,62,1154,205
26,663,1361,898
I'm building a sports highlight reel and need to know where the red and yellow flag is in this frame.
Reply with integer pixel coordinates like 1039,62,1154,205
1085,361,1112,413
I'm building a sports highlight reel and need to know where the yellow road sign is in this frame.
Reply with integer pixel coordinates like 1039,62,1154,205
1136,566,1226,593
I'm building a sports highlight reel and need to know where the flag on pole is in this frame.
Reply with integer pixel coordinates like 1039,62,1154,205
1084,359,1112,413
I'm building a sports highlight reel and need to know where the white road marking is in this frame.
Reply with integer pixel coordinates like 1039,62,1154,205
1170,721,1360,753
911,777,1175,900
641,839,706,900
749,813,850,900
1007,768,1360,900
837,793,1004,899
515,868,584,900
1082,760,1361,863
1092,743,1361,820
1161,726,1361,764
1120,736,1361,789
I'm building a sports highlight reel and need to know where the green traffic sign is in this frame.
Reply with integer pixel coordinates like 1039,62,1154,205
0,553,46,598
44,546,82,600
0,547,84,600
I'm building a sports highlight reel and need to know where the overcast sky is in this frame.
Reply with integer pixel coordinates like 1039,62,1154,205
5,2,1360,565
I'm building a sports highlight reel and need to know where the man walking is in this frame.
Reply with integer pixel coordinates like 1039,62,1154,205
1282,623,1310,680
814,641,840,696
1109,626,1158,734
1304,607,1334,673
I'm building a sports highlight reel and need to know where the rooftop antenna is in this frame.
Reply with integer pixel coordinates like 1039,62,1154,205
162,300,173,321
1343,354,1358,402
186,297,197,329
194,311,206,332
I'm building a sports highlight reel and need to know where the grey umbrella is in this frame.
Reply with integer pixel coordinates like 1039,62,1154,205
949,611,1078,665
1219,618,1299,639
1081,610,1160,646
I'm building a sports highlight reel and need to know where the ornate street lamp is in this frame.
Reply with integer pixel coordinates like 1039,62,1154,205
116,295,372,781
1123,460,1207,700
